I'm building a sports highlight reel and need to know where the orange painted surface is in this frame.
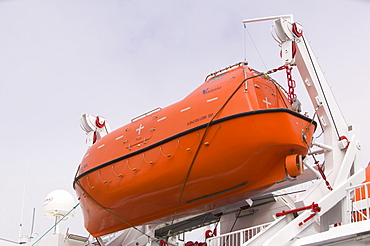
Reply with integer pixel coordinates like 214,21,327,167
356,166,370,197
353,165,370,222
74,63,316,236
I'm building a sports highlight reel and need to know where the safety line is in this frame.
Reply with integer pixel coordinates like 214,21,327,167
170,72,262,225
74,181,156,242
32,203,80,246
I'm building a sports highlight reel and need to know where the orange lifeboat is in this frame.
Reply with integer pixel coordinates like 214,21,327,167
73,62,316,237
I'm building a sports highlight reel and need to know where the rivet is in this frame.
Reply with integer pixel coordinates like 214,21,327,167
186,148,191,151
204,142,210,146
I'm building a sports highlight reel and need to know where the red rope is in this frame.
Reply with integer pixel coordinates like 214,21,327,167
315,161,333,191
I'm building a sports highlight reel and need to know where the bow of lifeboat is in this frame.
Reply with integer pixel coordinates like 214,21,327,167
74,62,316,237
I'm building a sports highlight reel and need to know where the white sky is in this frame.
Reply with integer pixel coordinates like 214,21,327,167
0,0,369,243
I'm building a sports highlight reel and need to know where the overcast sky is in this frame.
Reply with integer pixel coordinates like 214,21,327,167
0,0,369,243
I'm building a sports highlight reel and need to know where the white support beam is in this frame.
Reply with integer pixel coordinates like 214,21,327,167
245,170,365,246
242,15,293,24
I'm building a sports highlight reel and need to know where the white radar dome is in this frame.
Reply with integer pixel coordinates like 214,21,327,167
43,189,75,220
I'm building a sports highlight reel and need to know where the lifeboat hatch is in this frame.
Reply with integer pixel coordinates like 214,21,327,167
254,79,279,109
125,123,156,150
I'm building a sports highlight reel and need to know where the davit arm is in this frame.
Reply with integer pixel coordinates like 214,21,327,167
242,15,365,246
80,113,111,148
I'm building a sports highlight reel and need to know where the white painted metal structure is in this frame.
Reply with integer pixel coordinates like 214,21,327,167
80,113,111,148
206,14,367,246
2,15,369,246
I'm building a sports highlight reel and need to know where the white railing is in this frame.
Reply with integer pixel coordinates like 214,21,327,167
346,181,370,223
206,222,271,246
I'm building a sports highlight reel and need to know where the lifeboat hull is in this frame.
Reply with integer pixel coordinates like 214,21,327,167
74,64,316,236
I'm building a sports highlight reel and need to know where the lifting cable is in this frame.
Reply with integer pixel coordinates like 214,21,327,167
301,103,333,191
220,208,243,246
303,148,333,191
170,71,263,226
243,24,268,71
301,35,341,139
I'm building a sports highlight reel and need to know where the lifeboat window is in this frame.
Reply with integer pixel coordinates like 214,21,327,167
207,73,226,83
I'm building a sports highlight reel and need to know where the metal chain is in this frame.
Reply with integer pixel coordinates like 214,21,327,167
285,65,297,103
267,65,297,104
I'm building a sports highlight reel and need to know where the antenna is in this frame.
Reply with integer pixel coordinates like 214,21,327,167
30,208,36,240
19,158,30,242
